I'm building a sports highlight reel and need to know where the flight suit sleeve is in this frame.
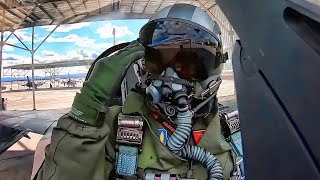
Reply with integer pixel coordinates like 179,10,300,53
36,114,114,180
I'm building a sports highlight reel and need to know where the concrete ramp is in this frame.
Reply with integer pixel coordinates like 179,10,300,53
0,109,68,180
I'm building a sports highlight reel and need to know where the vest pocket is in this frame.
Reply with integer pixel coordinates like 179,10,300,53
138,120,188,172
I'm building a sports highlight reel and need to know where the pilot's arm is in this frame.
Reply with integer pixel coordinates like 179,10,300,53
36,41,145,180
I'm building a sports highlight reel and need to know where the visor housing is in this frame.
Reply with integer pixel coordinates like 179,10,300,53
140,20,222,81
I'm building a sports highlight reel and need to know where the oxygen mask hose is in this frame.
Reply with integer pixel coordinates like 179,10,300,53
165,94,223,180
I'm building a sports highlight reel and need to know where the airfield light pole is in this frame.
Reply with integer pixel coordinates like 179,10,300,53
31,27,36,110
0,9,6,110
0,19,3,110
113,28,116,46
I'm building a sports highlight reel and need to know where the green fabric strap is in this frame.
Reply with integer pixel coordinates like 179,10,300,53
69,92,108,126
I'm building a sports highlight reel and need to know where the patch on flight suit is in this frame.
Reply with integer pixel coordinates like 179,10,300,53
158,129,168,144
193,130,206,144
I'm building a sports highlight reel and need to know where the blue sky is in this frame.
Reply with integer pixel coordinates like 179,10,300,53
2,19,148,76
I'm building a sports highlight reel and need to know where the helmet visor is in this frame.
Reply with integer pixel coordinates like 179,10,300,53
140,20,222,81
139,20,220,47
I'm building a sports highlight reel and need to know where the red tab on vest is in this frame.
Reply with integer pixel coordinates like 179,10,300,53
152,113,159,120
151,113,176,133
193,130,206,144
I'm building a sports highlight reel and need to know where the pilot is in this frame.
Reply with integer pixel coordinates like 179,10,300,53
37,4,240,180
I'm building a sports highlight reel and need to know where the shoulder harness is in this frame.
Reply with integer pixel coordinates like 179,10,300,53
219,103,245,180
114,103,245,180
115,113,144,179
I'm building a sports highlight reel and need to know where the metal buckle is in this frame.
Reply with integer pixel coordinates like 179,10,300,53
117,128,143,145
145,174,178,180
220,110,240,139
201,77,222,98
223,110,240,133
116,114,144,146
230,157,245,180
145,173,198,180
118,113,144,128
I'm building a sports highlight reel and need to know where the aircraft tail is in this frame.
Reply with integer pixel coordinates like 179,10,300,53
27,76,31,83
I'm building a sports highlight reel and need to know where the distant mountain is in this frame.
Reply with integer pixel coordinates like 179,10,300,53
1,73,87,82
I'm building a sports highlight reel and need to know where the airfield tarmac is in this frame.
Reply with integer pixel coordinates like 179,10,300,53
2,88,80,110
1,76,235,111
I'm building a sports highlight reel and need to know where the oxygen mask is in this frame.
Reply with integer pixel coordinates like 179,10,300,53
146,67,190,117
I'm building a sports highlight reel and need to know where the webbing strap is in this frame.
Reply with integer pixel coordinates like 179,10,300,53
115,113,144,178
150,75,196,87
116,146,139,176
228,131,245,180
229,131,243,157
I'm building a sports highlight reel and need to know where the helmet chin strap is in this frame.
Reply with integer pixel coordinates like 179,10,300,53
145,67,221,119
191,76,221,118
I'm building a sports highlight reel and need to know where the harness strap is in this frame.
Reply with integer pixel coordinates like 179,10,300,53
228,132,245,180
116,146,139,176
115,113,144,178
150,75,196,87
218,104,245,180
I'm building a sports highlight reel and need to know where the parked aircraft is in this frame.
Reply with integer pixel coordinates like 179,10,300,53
21,76,45,89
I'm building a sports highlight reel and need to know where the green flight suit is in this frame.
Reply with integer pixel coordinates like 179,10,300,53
36,91,235,180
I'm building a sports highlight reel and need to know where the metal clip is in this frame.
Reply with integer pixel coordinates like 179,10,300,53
116,113,144,146
118,114,143,129
116,128,143,145
220,110,240,138
145,173,198,180
201,77,222,98
230,157,245,180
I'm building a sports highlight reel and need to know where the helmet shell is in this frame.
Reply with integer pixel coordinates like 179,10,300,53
143,3,222,44
139,3,225,77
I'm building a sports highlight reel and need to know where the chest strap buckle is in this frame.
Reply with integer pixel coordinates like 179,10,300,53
145,173,198,180
115,114,144,177
116,113,144,145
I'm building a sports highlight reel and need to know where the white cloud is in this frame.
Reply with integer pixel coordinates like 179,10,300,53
41,50,56,57
60,66,89,75
34,48,104,64
5,35,18,45
1,44,124,77
65,49,102,60
116,40,127,44
2,53,27,61
34,50,62,63
1,52,90,77
94,42,114,50
46,34,117,50
4,29,41,45
46,34,96,48
41,22,92,33
3,31,12,37
96,22,133,39
15,29,40,43
3,45,14,52
2,40,128,66
2,53,30,68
